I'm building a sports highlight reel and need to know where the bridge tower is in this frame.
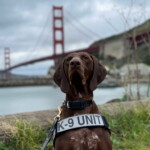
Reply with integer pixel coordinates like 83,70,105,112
53,6,65,57
4,47,11,78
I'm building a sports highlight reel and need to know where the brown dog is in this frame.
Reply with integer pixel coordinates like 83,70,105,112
53,52,112,150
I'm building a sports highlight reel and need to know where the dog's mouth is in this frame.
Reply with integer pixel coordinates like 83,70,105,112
69,69,86,85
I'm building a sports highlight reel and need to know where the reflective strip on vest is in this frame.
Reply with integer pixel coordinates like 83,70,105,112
57,114,105,133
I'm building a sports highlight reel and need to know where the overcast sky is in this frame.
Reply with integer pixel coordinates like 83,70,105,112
0,0,150,75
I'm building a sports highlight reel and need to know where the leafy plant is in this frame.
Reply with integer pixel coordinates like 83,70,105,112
6,120,52,150
120,94,128,102
105,105,150,150
0,141,9,150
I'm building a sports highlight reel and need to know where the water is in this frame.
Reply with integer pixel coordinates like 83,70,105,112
0,85,148,115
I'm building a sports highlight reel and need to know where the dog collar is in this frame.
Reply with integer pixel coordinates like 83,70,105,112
63,100,93,110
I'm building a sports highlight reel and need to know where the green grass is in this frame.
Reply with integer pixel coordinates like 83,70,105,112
0,103,150,150
104,105,150,150
0,120,52,150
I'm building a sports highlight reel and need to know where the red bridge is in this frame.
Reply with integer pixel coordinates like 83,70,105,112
5,46,99,71
4,6,99,75
3,6,150,77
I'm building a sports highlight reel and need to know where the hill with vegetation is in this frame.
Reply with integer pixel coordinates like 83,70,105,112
91,19,150,47
91,19,150,67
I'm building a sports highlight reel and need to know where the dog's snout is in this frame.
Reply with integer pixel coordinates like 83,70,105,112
70,59,81,67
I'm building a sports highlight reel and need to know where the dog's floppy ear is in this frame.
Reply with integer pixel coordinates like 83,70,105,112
89,55,107,91
53,60,70,93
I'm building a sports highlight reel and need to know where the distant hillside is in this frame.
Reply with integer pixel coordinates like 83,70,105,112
127,19,150,34
0,71,31,79
90,19,150,67
91,19,150,47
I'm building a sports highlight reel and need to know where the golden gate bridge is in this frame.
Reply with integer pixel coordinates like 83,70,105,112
3,6,99,77
3,6,150,78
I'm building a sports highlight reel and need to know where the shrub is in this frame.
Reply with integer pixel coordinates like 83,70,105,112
4,120,52,150
105,105,150,150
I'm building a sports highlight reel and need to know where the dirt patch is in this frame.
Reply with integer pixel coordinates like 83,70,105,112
0,109,58,128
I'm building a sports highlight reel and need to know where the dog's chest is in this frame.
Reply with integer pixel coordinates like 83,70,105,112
68,128,101,150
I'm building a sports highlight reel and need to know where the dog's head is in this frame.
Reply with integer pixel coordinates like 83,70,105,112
53,52,107,93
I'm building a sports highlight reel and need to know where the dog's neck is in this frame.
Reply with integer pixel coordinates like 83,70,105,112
66,82,93,101
60,81,99,119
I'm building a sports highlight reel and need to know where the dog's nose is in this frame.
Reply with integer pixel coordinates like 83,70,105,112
70,59,80,67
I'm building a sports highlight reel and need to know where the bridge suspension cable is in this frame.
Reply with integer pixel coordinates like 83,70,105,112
65,15,94,41
65,9,101,41
22,9,52,62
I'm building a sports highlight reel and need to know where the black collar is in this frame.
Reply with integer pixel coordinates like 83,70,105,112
63,100,93,110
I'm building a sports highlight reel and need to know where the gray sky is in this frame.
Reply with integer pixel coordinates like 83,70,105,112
0,0,150,75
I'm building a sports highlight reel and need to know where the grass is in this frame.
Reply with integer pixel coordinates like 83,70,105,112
0,102,150,150
0,120,52,150
104,104,150,150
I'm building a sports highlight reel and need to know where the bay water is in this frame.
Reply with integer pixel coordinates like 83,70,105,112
0,84,148,115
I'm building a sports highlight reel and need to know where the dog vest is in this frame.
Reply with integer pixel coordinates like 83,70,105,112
41,113,110,150
41,99,111,150
53,114,111,145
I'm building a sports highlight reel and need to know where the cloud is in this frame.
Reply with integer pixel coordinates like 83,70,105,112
0,0,149,75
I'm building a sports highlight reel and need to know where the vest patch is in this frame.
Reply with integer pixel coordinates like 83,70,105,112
57,114,105,133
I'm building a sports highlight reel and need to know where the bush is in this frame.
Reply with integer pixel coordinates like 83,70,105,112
105,105,150,150
143,54,150,65
0,141,9,150
2,120,53,150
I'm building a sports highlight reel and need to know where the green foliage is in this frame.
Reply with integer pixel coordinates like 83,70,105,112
3,120,53,150
137,44,150,66
143,54,150,65
1,105,150,150
128,19,150,35
120,94,128,102
105,105,150,150
0,141,9,150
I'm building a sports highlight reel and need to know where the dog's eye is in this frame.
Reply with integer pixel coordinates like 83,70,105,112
82,55,89,60
66,57,72,62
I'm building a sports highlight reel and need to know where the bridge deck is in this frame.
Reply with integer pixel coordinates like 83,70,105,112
4,46,99,71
